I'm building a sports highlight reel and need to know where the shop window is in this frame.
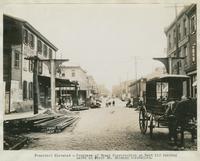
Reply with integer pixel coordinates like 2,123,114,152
23,81,27,100
23,29,28,44
14,51,20,68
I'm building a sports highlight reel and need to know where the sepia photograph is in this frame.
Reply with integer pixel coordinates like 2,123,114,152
1,0,198,156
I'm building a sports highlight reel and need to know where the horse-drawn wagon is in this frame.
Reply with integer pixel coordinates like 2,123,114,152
138,74,197,147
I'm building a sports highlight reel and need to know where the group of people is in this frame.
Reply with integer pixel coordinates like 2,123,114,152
58,97,73,110
106,100,115,107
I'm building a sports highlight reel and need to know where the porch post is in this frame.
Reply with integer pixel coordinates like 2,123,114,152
50,59,56,111
33,57,39,114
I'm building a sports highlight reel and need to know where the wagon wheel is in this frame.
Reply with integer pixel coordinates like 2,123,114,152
149,115,154,138
139,106,148,134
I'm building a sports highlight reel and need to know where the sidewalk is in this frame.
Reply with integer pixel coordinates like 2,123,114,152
4,109,46,121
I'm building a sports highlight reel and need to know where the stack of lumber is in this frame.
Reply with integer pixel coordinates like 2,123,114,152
34,115,79,134
4,110,79,150
4,110,79,134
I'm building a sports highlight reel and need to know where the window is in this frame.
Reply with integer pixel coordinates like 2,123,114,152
14,51,20,68
183,19,187,36
156,82,168,100
168,34,171,49
29,60,34,72
38,61,43,74
43,44,47,57
177,60,182,73
29,82,33,99
23,29,28,44
23,81,27,100
190,15,196,33
173,29,176,45
192,45,196,64
183,45,188,65
49,48,52,59
37,40,42,53
177,24,181,41
29,33,35,48
72,70,75,77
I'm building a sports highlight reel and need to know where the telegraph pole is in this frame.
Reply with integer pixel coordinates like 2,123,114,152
134,56,139,97
153,4,186,74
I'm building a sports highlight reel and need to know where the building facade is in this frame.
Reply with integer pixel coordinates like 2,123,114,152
164,4,197,98
59,65,90,105
3,15,58,113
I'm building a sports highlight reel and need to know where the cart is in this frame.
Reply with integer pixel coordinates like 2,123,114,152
139,74,189,138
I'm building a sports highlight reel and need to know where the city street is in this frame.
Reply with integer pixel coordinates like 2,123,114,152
22,99,196,150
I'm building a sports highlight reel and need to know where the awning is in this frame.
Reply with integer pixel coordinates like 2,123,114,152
56,78,75,87
192,81,197,87
38,75,76,87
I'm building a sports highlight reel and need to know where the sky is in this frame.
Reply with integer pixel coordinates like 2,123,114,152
2,3,185,91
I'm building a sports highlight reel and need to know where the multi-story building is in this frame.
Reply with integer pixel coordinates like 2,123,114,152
164,4,197,98
87,75,98,96
59,65,90,105
3,14,58,113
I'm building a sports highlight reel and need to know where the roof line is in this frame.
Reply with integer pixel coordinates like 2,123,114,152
4,14,58,51
164,4,195,34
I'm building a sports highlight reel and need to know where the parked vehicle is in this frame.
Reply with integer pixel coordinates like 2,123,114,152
138,74,197,147
90,99,102,108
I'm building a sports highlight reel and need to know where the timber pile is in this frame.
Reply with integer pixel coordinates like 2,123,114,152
4,135,29,150
30,110,79,133
4,110,79,150
70,105,89,111
34,115,79,134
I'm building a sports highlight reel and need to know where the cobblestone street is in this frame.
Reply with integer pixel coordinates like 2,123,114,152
22,99,196,150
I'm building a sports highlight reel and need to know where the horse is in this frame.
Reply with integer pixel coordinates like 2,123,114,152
166,98,197,149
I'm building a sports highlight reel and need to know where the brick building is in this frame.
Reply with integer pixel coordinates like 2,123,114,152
3,15,58,113
164,4,197,98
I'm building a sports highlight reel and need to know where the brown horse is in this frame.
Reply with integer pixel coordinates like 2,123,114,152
166,98,197,149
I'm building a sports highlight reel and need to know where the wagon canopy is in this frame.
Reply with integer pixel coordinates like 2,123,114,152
145,74,190,114
147,74,189,82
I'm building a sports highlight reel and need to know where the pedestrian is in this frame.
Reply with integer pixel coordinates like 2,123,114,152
112,100,115,106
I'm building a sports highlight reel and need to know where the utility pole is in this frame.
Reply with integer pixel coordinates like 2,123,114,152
134,56,139,97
